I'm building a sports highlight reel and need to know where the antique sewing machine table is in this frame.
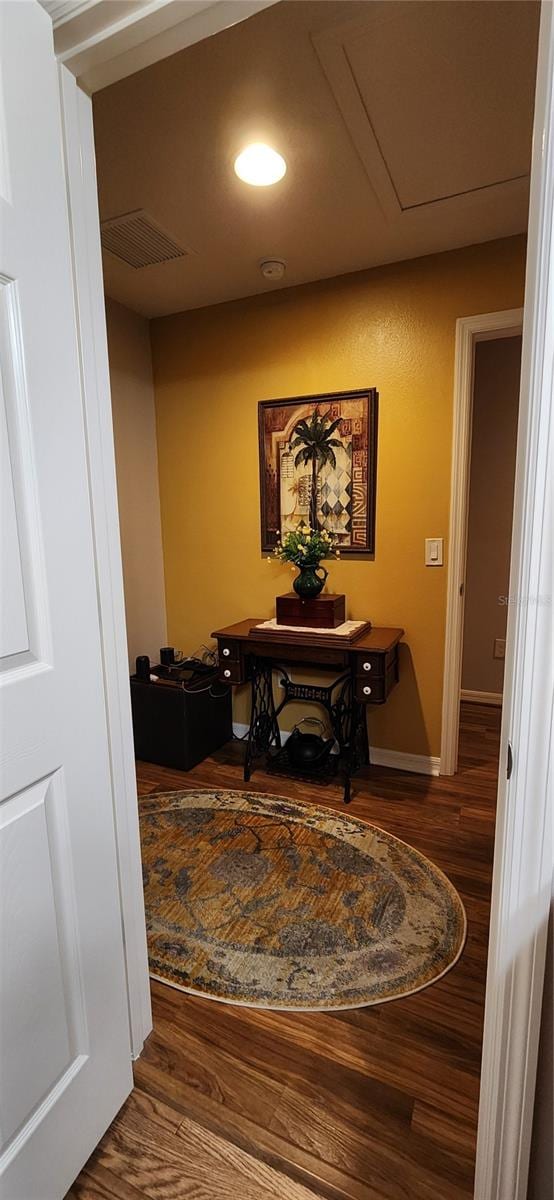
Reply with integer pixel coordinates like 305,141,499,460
212,619,404,804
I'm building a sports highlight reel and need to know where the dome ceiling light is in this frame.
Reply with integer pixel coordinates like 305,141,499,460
234,143,287,187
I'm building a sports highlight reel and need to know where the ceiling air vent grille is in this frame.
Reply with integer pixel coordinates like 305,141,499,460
100,210,188,269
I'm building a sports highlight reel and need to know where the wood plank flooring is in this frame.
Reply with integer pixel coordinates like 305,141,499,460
67,702,500,1200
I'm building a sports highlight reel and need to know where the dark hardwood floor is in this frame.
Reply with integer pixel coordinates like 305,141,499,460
67,702,501,1200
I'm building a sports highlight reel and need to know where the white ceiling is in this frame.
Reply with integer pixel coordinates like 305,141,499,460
92,0,540,319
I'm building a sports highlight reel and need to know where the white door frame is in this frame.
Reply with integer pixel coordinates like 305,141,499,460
474,2,553,1193
51,0,553,1195
59,67,153,1060
440,307,523,777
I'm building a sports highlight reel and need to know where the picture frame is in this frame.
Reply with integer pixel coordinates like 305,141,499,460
258,387,378,555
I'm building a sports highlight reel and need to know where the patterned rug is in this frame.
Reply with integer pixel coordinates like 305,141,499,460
139,789,466,1011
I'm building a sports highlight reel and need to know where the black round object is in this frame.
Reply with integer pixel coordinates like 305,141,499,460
136,655,150,680
286,729,334,769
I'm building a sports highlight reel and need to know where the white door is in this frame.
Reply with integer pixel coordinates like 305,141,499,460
0,4,133,1198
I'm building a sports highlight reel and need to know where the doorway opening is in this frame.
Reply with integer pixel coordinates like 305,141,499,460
74,3,542,1198
461,332,522,707
440,310,523,776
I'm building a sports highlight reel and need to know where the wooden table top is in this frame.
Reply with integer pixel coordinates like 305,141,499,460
212,618,404,654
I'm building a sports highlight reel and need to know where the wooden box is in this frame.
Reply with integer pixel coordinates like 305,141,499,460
276,593,346,629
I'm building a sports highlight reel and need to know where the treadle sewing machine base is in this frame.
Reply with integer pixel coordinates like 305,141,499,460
212,619,404,804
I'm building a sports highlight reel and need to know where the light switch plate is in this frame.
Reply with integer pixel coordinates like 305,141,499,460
425,537,444,566
494,638,506,660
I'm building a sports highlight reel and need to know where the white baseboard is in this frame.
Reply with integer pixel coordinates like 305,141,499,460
461,689,503,706
369,747,440,776
233,721,254,741
232,723,440,777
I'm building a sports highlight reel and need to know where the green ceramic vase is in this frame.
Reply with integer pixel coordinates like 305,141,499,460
293,563,328,599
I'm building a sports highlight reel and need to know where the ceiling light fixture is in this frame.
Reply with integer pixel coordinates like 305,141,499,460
234,143,287,187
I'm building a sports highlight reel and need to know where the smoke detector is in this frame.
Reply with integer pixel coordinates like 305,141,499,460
260,259,286,281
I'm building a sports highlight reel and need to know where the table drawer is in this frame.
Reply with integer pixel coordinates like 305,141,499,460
354,645,399,680
217,657,241,686
217,638,241,664
355,676,387,704
355,652,384,677
355,656,399,704
217,652,245,681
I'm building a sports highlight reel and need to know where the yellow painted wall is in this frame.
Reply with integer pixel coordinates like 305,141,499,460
150,236,526,757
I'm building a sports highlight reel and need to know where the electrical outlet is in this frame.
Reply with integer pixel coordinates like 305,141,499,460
494,638,506,660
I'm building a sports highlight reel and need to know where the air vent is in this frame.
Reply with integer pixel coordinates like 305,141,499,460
100,210,188,269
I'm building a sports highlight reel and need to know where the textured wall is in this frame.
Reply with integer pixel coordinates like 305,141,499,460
151,236,526,756
106,298,167,670
462,335,522,695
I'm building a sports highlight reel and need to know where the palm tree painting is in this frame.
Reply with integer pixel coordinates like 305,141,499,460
258,389,378,555
290,408,343,530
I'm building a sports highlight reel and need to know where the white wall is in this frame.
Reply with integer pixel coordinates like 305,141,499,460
106,298,167,670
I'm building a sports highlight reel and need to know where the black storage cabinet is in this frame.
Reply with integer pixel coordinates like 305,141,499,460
130,666,232,770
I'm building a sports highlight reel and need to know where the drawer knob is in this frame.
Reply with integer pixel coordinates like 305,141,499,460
223,669,231,678
222,647,230,657
363,685,372,696
363,661,372,672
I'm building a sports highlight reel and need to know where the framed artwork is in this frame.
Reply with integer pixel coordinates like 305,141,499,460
258,388,378,555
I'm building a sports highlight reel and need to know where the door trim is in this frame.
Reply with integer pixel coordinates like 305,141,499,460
44,0,279,93
440,307,523,777
474,3,553,1196
58,67,152,1058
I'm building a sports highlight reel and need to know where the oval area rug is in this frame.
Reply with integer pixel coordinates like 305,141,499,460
139,788,466,1010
